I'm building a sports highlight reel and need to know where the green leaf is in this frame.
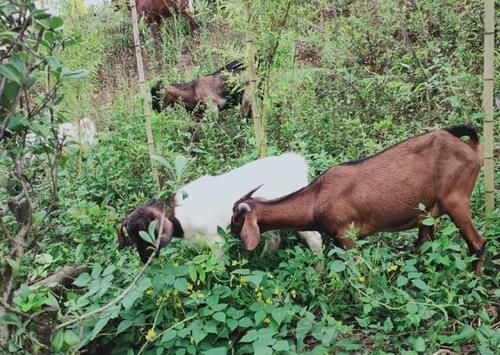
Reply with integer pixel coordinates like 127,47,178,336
191,327,207,345
363,304,372,314
273,340,290,351
0,64,22,83
61,68,88,80
174,278,188,293
89,315,111,341
50,16,64,29
46,56,61,70
383,317,393,332
239,329,258,343
202,347,227,355
63,330,79,347
227,318,238,331
139,230,154,245
254,310,266,324
421,217,435,226
188,264,197,283
148,220,158,240
271,308,286,325
396,275,408,287
122,289,142,310
414,337,426,352
160,329,177,343
117,319,133,334
417,203,426,211
330,260,345,272
238,317,253,328
411,279,429,291
5,113,28,133
151,154,172,169
213,312,226,323
296,313,314,350
174,155,188,179
51,331,64,352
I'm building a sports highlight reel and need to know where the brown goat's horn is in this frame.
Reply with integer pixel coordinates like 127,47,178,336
240,184,264,201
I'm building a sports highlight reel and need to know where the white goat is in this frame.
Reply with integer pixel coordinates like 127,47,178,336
57,118,97,147
118,153,323,263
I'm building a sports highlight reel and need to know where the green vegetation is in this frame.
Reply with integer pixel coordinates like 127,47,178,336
1,0,498,354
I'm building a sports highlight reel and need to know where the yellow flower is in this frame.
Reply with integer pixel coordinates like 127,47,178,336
187,283,193,291
144,289,153,295
145,328,156,341
197,292,205,299
239,276,248,285
174,317,179,322
173,262,179,267
231,260,239,266
172,289,178,297
388,265,399,272
291,289,297,298
265,298,273,305
273,287,281,295
358,276,366,283
264,318,271,324
175,302,182,308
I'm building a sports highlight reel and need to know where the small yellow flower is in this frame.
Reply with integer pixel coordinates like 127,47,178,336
358,276,366,283
175,302,182,308
264,318,271,324
291,289,297,298
187,283,193,291
231,260,239,266
239,276,248,285
388,265,399,272
273,287,281,295
197,292,205,299
265,298,273,305
172,289,178,296
173,262,179,267
144,289,153,295
174,317,179,322
145,328,156,341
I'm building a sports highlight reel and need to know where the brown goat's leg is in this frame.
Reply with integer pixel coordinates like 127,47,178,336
416,225,434,250
334,235,356,249
445,204,486,276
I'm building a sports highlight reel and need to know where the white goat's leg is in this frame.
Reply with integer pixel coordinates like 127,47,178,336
208,234,225,266
298,231,323,256
298,231,324,272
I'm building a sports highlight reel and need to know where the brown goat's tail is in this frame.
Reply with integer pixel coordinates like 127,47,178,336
443,125,479,147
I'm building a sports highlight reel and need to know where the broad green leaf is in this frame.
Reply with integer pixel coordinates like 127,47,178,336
122,289,142,310
117,319,133,334
330,260,345,272
271,307,286,325
0,64,22,83
63,330,79,347
188,264,197,282
51,331,64,352
139,230,154,245
227,318,238,331
396,275,408,287
202,347,227,355
73,273,91,287
45,56,61,70
421,217,435,226
174,277,188,293
151,154,172,169
191,327,207,345
50,16,64,29
414,337,426,352
239,329,258,343
254,310,266,324
160,329,177,343
61,68,88,80
411,279,429,291
89,316,111,341
383,317,393,332
148,220,158,240
213,312,226,323
273,340,290,351
5,113,28,133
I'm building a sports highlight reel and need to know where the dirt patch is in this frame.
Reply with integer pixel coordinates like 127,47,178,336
295,42,322,67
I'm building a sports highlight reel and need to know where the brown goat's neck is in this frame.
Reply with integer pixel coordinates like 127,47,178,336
254,184,318,232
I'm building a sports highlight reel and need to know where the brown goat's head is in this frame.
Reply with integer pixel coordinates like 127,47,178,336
231,185,264,252
117,200,174,263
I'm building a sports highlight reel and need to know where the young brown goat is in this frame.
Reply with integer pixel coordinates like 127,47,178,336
151,60,249,117
135,0,197,29
231,126,486,275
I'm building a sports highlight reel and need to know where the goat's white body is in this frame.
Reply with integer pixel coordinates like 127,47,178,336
58,118,97,146
172,153,322,256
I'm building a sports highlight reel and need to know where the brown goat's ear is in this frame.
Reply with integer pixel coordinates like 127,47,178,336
117,221,131,249
156,216,174,248
240,215,261,252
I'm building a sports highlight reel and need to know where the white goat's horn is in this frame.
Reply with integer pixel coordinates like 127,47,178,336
237,203,251,214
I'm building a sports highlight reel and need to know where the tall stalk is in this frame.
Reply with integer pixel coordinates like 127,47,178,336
483,0,495,214
129,0,160,189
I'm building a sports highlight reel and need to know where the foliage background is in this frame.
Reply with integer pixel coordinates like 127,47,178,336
1,0,499,353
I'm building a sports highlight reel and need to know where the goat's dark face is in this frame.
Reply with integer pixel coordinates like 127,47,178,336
117,206,174,263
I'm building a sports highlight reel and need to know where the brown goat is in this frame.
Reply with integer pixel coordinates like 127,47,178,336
231,126,486,275
151,60,250,117
134,0,197,29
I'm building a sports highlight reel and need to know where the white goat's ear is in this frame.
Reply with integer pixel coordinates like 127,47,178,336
156,216,174,248
241,216,260,252
237,202,251,214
